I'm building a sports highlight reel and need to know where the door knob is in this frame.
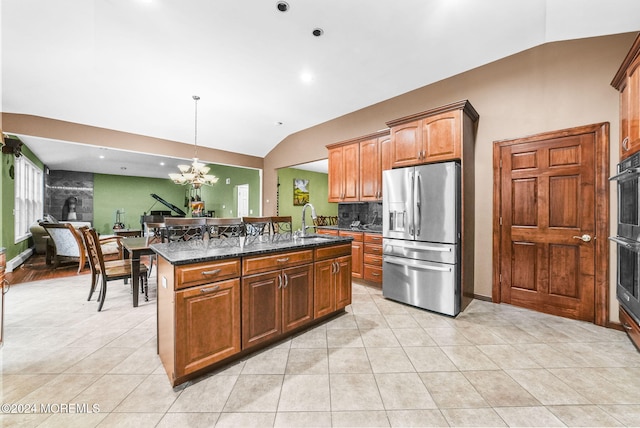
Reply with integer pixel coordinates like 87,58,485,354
572,234,592,242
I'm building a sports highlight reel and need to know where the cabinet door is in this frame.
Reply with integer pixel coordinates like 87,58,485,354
175,278,241,377
379,135,393,199
351,241,364,279
391,121,423,167
282,264,314,332
423,110,461,162
627,58,640,157
360,138,380,201
335,256,352,310
621,80,632,159
342,143,360,202
314,259,335,318
328,147,344,202
242,271,281,349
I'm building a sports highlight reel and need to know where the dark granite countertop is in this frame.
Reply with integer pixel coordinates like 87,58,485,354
317,225,382,233
151,234,354,265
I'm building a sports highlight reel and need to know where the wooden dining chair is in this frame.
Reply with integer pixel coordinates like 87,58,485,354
143,221,165,277
79,227,148,311
242,216,271,236
270,216,293,235
206,217,244,239
163,217,206,242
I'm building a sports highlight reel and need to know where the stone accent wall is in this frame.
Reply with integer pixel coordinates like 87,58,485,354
45,170,94,224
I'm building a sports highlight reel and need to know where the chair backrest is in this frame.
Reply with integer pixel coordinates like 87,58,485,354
79,226,106,275
328,216,338,225
206,217,244,238
163,217,206,242
242,216,271,236
40,222,84,257
313,216,328,227
270,216,293,235
144,222,166,243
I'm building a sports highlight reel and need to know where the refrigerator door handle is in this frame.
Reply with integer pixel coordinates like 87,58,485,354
384,255,452,272
409,171,415,236
385,244,453,253
415,171,422,237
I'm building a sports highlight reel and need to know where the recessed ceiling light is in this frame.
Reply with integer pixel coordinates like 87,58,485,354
312,28,324,37
300,72,313,83
160,162,165,166
99,155,105,159
277,1,289,12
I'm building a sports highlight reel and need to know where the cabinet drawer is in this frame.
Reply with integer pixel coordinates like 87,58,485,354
339,230,363,241
316,228,339,236
175,258,241,290
315,243,352,261
363,253,382,266
364,233,382,244
620,307,640,351
364,243,382,256
363,264,383,283
243,249,313,276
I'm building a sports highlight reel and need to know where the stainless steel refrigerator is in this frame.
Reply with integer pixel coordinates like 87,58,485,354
382,161,461,316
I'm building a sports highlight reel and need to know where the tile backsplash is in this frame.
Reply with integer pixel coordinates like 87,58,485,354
337,202,382,228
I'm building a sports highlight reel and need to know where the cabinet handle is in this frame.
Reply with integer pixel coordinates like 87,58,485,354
623,322,633,331
371,272,381,277
623,137,630,151
277,257,290,263
283,273,288,288
201,269,221,276
278,274,282,289
200,285,220,294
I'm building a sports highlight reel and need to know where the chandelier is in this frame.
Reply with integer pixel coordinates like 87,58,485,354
169,95,219,189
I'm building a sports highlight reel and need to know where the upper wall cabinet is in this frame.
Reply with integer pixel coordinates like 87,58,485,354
386,100,479,168
328,142,360,202
612,33,640,160
327,130,390,203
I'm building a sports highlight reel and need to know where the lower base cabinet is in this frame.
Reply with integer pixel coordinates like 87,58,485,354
158,243,351,386
242,264,313,349
620,306,640,351
175,278,241,378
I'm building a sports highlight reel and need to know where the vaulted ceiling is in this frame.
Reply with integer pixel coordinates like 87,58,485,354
3,0,640,176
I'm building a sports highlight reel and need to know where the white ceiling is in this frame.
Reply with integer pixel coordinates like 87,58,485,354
3,0,640,177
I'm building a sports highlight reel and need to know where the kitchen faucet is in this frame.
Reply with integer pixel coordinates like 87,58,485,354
300,203,317,237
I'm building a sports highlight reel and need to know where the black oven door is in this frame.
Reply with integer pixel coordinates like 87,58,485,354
611,236,640,323
610,157,640,240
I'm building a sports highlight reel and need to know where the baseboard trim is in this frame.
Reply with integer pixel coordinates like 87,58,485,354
473,294,492,302
6,248,33,273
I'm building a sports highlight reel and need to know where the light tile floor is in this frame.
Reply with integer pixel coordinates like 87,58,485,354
2,273,640,427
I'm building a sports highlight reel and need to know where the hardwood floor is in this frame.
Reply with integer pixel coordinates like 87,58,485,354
5,253,151,285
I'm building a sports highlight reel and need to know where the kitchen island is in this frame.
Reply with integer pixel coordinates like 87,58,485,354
152,234,353,386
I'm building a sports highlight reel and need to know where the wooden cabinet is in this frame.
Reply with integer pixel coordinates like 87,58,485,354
328,130,390,203
242,250,314,349
387,100,478,167
620,306,640,351
175,278,241,378
360,132,392,201
328,143,360,202
316,228,339,236
157,256,242,384
314,244,352,318
339,230,363,278
612,34,640,159
363,232,383,284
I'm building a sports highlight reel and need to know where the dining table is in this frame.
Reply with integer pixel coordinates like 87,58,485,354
120,236,156,307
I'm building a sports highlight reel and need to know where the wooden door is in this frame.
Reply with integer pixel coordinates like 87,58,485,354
175,279,241,377
335,255,352,310
342,143,360,202
391,120,423,167
241,271,281,349
314,259,335,318
360,138,380,201
281,264,314,332
423,110,461,162
493,124,609,324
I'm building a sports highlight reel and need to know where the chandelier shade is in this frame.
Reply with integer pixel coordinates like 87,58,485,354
169,95,219,189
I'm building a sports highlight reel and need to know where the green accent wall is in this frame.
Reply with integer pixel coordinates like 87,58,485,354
277,168,337,232
1,142,45,261
93,164,261,235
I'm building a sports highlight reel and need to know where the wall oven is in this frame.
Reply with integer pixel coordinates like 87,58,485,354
611,151,640,322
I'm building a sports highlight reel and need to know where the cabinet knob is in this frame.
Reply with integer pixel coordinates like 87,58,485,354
623,137,630,151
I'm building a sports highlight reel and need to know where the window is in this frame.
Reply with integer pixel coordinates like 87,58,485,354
14,156,43,243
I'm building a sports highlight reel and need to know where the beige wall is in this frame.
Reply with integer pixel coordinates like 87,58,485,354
264,32,638,321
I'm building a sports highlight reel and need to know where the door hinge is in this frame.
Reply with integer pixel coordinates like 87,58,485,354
499,159,502,169
499,274,502,283
499,217,503,226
